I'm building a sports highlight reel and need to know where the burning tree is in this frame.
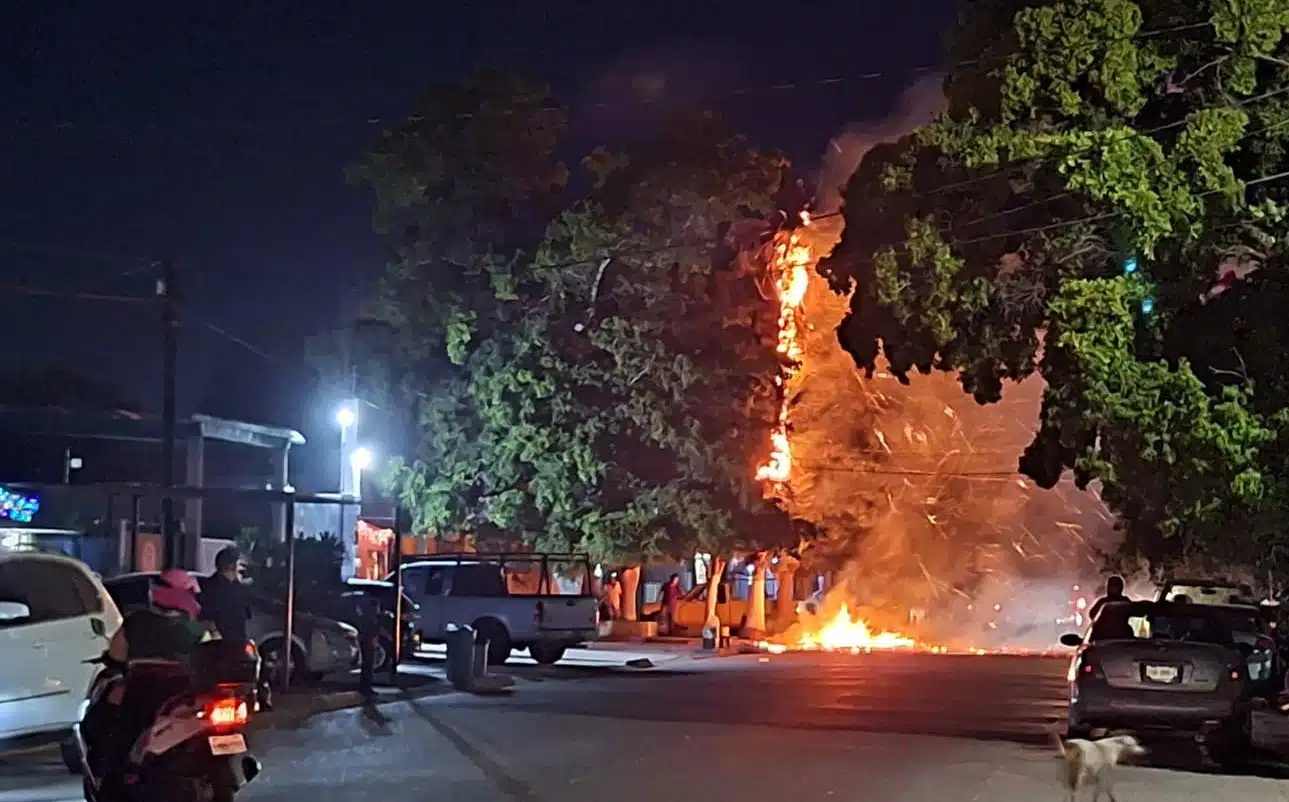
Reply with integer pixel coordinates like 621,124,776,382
351,73,800,594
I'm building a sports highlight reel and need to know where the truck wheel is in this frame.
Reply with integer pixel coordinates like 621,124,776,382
473,619,512,665
529,643,567,665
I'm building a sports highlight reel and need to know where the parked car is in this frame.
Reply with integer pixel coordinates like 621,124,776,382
391,552,599,665
1060,599,1255,766
1156,579,1282,698
102,572,360,684
0,550,122,771
295,578,422,671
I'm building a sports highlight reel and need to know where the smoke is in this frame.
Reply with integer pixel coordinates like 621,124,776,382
814,73,947,213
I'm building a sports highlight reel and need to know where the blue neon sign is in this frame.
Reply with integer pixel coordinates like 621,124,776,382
0,487,40,524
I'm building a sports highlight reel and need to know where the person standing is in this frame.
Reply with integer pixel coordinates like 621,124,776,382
1088,575,1127,621
199,547,271,709
659,574,682,635
356,592,383,695
603,574,623,621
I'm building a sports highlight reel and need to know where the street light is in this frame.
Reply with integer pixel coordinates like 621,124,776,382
350,447,374,472
336,405,357,429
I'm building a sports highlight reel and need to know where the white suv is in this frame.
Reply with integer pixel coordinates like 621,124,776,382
0,550,122,767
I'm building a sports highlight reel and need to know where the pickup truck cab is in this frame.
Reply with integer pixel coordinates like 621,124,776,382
391,552,599,666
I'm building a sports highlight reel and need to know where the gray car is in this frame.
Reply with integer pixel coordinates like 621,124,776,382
1060,599,1255,765
103,572,360,684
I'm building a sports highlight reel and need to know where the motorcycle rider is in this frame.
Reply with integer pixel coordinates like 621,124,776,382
82,568,207,787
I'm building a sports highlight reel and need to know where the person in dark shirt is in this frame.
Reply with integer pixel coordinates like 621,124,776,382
200,547,252,643
1088,575,1127,621
200,547,273,709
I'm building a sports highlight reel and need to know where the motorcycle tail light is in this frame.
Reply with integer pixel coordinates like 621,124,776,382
203,698,249,730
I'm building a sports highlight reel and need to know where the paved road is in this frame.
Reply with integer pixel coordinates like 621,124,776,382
469,649,1075,745
8,650,1289,801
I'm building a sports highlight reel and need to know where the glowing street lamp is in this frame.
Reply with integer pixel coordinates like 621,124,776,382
350,447,374,472
336,405,357,429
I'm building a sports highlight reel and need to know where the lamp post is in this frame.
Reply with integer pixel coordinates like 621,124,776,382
336,402,360,580
336,402,360,499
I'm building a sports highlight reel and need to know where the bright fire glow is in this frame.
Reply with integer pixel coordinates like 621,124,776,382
756,225,813,485
760,604,923,654
797,605,916,650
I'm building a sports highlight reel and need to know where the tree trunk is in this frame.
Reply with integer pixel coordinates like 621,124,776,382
703,556,728,630
773,553,800,629
620,565,641,622
746,553,770,638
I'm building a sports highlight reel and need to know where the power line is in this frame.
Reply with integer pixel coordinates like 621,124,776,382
821,156,1289,275
0,281,152,304
4,24,1206,136
186,317,299,369
911,82,1289,202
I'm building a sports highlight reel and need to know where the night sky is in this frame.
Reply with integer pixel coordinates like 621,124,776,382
1,1,956,489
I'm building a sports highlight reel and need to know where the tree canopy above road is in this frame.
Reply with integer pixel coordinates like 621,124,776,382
821,0,1289,571
350,73,801,562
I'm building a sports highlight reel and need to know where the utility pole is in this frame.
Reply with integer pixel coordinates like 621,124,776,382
158,260,180,568
61,448,82,484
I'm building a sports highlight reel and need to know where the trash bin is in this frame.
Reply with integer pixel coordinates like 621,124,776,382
445,623,476,690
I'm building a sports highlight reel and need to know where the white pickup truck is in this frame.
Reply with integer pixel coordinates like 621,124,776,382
389,552,600,665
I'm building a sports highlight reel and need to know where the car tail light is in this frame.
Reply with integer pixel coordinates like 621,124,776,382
1071,657,1103,682
202,698,249,730
1226,664,1245,682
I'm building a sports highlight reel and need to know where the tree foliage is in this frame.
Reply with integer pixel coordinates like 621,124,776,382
821,0,1289,570
351,72,800,562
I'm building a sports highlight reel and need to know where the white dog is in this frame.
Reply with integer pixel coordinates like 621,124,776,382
1052,732,1148,802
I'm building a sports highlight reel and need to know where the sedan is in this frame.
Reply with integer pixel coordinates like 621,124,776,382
103,573,360,684
297,579,421,671
1061,599,1256,766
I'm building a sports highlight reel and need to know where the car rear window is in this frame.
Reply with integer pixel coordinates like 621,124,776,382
1212,609,1261,634
1163,584,1256,606
1089,601,1236,645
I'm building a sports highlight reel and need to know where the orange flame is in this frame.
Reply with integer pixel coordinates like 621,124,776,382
757,225,812,485
759,604,928,654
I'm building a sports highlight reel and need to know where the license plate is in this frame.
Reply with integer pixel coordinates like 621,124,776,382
1145,664,1179,683
208,734,247,756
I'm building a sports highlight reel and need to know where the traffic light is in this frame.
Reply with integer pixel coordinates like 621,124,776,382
1140,296,1155,314
1123,255,1139,275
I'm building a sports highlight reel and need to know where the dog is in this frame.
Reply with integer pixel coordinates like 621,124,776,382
1052,732,1147,802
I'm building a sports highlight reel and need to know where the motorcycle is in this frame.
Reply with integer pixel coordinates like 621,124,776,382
75,640,263,802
